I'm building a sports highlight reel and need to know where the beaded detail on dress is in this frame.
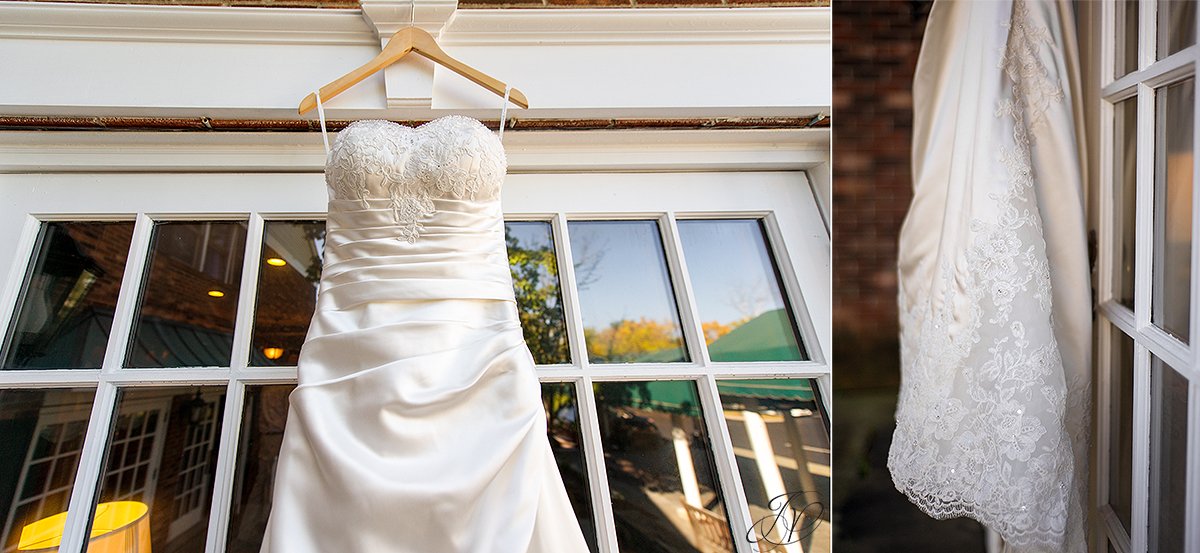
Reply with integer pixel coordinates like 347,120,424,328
324,115,507,243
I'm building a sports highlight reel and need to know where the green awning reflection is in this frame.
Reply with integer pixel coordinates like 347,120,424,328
716,379,815,402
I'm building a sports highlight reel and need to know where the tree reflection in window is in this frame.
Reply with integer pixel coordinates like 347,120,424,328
505,222,570,365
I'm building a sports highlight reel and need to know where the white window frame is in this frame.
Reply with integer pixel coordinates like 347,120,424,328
0,128,830,553
1093,1,1200,552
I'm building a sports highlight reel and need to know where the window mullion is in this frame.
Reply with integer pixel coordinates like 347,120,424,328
1131,343,1152,553
696,374,756,553
56,381,120,553
552,213,589,374
659,212,710,367
203,379,247,553
55,212,156,553
574,375,620,553
0,215,43,351
203,211,264,553
1136,82,1155,333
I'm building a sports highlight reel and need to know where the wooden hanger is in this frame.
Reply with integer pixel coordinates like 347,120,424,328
297,25,529,115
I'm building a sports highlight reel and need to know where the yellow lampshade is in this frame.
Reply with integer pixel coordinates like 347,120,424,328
265,257,287,267
18,501,151,553
262,347,285,360
207,290,225,298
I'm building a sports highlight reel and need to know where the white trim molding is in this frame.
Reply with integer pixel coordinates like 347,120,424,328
0,1,831,118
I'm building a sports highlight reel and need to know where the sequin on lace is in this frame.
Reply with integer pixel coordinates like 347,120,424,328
324,115,507,243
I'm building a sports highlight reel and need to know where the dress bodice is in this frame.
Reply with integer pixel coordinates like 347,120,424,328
324,115,507,243
316,115,515,307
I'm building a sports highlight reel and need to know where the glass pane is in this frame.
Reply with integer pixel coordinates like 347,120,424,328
540,382,598,552
249,221,325,367
1148,356,1187,552
1152,79,1193,342
1117,0,1139,77
126,221,248,367
1114,98,1138,309
1158,0,1196,59
594,380,732,552
568,221,688,363
93,386,226,553
677,219,806,362
227,384,294,553
2,222,134,369
0,388,95,552
1108,327,1134,532
506,222,570,364
717,379,829,553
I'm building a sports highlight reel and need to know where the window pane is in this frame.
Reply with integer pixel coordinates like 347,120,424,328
1108,327,1134,532
717,378,828,553
250,221,325,367
1117,0,1139,77
594,380,732,552
92,386,225,553
677,219,806,362
226,384,293,553
1149,356,1187,552
0,388,95,552
1114,98,1138,309
506,222,570,364
568,221,688,363
1158,0,1196,59
1152,79,1193,342
540,382,597,552
2,222,134,369
126,221,248,367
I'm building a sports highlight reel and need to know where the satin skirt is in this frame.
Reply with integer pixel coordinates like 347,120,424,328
259,197,591,552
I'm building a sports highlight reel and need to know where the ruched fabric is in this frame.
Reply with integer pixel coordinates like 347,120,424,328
259,174,591,548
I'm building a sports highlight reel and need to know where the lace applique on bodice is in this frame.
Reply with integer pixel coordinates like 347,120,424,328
324,115,507,243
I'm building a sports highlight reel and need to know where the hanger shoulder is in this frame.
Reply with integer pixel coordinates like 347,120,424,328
298,30,418,115
408,28,530,109
298,26,528,114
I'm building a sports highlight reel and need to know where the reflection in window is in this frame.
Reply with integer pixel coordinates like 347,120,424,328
92,386,225,553
2,222,134,369
1116,0,1138,77
1149,356,1187,553
594,380,732,552
540,382,597,552
227,385,294,553
1114,98,1137,309
568,221,688,363
0,388,95,552
716,379,829,553
250,221,325,367
1158,0,1196,59
677,219,806,361
1153,79,1193,342
126,221,248,367
506,222,570,364
1108,327,1134,533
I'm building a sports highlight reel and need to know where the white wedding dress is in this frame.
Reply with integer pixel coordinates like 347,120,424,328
258,115,591,552
889,1,1091,552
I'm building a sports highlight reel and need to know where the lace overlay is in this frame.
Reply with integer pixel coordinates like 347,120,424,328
889,1,1089,550
325,115,507,243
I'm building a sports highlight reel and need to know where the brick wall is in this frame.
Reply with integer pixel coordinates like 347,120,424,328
832,0,928,390
832,3,987,551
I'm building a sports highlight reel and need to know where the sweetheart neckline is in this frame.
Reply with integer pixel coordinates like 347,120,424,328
340,115,493,135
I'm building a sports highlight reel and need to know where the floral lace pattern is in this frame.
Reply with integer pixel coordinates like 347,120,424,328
325,115,507,243
889,1,1089,551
